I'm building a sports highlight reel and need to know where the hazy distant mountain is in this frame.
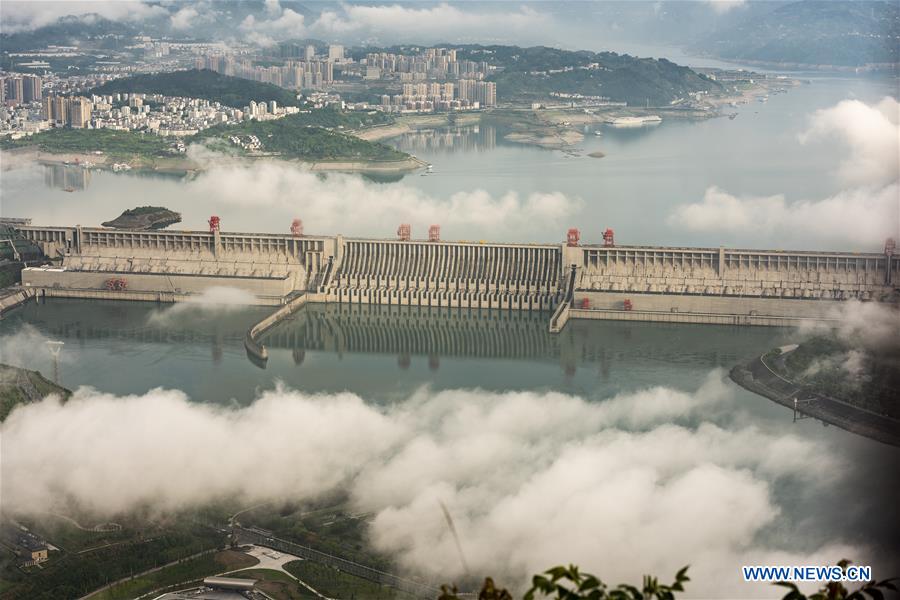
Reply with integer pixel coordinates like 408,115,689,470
692,0,900,67
464,45,723,107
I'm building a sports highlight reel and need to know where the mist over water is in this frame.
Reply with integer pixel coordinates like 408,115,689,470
2,300,900,596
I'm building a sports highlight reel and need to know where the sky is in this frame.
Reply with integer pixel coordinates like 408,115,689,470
0,0,765,49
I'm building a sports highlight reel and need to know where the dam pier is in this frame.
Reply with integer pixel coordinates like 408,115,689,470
14,221,899,341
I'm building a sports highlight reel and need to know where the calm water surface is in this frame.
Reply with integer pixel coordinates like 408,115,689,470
2,76,896,249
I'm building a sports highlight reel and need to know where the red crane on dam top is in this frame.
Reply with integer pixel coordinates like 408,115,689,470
397,223,411,241
208,215,220,233
603,228,615,247
567,228,580,247
291,218,303,237
429,225,440,242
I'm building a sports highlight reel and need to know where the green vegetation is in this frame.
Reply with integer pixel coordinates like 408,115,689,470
0,128,175,159
773,336,900,418
91,549,257,600
283,560,413,599
281,105,394,130
775,560,897,600
239,500,395,570
0,364,70,421
438,565,690,600
90,69,302,108
101,206,182,230
228,568,311,600
194,112,408,162
0,108,403,165
450,45,721,106
0,517,225,600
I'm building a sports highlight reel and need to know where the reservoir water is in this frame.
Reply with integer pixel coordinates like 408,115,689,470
2,71,899,593
2,76,896,250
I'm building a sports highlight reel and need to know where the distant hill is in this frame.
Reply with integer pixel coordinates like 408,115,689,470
90,69,302,109
452,45,721,107
692,0,900,67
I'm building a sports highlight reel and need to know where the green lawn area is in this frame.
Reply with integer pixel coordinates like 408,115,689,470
283,560,415,600
91,550,258,600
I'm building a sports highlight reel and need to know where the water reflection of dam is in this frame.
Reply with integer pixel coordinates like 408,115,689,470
11,300,777,377
261,304,559,360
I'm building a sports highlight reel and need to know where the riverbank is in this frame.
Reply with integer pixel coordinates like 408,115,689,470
2,145,426,175
353,112,483,142
1,363,70,421
730,354,900,447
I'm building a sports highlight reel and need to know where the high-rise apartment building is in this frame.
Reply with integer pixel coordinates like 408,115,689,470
23,75,42,102
68,97,93,128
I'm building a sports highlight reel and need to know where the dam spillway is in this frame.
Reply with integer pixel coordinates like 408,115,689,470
15,223,899,331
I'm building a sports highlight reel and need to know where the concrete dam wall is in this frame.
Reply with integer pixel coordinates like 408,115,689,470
323,238,564,310
15,223,899,330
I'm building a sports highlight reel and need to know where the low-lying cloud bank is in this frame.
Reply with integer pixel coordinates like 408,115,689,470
667,183,899,249
668,97,900,250
1,373,872,596
800,97,899,188
183,151,583,240
147,286,256,326
239,1,547,47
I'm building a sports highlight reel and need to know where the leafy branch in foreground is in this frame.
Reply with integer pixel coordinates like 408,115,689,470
438,565,689,600
524,564,690,600
775,560,897,600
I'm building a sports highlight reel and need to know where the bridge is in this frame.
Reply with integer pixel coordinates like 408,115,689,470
15,222,898,332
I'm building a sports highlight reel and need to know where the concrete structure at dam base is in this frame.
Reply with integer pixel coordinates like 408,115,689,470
14,222,899,345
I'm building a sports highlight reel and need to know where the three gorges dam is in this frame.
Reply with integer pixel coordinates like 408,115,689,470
14,218,899,362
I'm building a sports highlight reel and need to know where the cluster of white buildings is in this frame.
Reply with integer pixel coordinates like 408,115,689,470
228,134,261,151
377,79,497,113
0,88,301,140
357,47,492,83
195,50,336,90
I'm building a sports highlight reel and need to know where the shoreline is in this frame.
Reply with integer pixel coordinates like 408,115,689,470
1,146,426,175
730,355,900,448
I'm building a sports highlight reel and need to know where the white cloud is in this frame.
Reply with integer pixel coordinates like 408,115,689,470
667,184,899,249
183,150,584,240
0,324,71,370
800,97,900,187
238,2,548,45
0,0,166,33
146,286,256,326
170,5,199,30
799,300,900,353
706,0,747,14
669,98,900,250
1,373,871,597
238,0,307,44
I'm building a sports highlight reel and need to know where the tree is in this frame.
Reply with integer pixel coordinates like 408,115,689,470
774,560,897,600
